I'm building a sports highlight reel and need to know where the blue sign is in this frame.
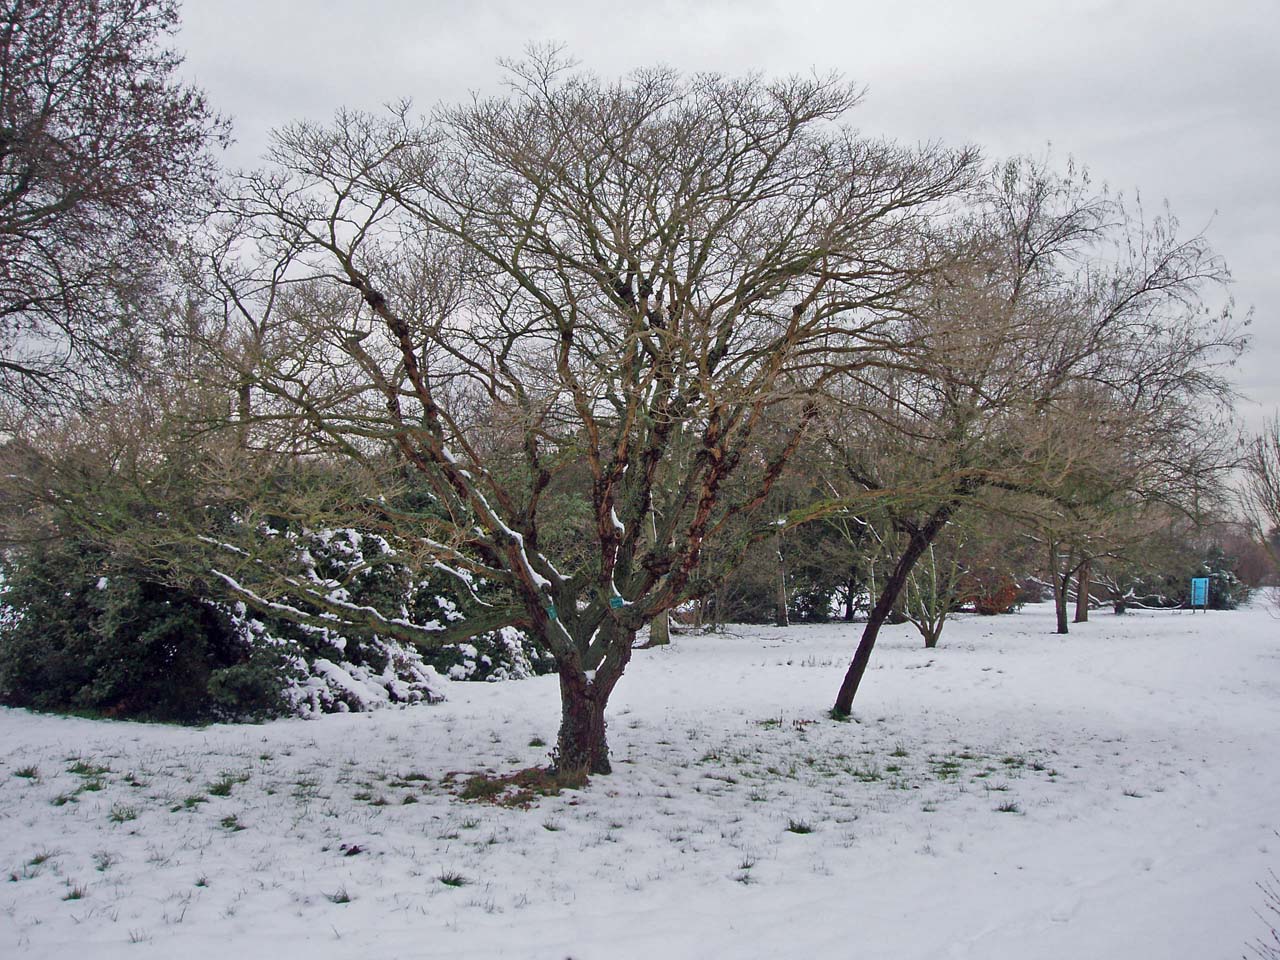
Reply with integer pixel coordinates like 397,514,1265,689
1190,577,1209,608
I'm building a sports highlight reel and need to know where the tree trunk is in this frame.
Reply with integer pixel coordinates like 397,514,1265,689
646,509,671,645
1048,541,1069,635
552,625,632,776
833,506,954,716
844,572,857,622
647,611,670,646
1054,576,1070,634
774,528,789,627
554,667,612,774
1073,560,1090,623
236,381,252,449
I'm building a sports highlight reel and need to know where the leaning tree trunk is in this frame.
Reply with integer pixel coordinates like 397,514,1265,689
1073,560,1091,623
833,506,955,716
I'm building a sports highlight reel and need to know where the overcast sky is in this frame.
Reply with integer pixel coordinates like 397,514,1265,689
178,0,1278,430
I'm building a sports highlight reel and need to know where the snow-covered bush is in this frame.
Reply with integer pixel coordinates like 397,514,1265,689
209,597,446,717
0,516,558,722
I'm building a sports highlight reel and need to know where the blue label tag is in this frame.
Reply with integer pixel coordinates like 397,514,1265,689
609,596,624,609
547,604,558,621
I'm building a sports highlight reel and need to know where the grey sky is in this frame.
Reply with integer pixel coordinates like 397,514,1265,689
179,0,1278,429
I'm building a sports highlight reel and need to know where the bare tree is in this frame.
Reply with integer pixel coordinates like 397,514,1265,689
0,0,225,410
199,54,976,774
828,157,1242,714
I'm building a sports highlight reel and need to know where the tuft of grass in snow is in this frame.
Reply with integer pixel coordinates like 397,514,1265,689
438,871,469,888
994,800,1021,814
67,758,110,777
325,886,352,904
14,764,40,780
786,819,816,834
108,804,138,824
851,763,883,783
62,882,87,900
207,771,250,797
219,814,245,832
457,766,587,808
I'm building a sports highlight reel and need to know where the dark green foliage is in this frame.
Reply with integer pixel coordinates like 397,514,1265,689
1183,546,1250,610
0,539,276,722
707,520,859,625
1119,544,1252,610
0,511,547,722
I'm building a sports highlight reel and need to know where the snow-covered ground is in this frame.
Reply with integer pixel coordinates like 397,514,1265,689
2,600,1277,959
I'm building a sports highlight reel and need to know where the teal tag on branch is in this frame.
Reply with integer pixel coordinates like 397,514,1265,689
547,604,558,620
609,596,624,609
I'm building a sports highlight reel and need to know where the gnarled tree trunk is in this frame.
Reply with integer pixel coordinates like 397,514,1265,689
552,624,634,775
555,668,614,774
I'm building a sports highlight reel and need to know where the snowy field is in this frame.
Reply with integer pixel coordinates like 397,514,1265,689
1,600,1277,959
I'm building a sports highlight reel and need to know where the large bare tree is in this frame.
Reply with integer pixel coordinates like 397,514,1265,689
206,54,975,772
